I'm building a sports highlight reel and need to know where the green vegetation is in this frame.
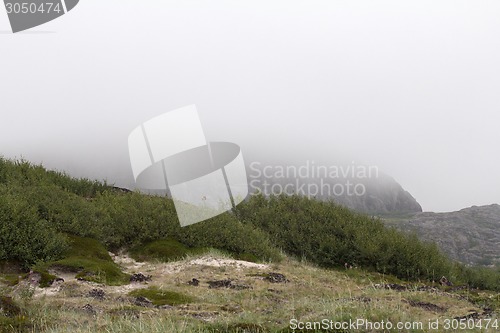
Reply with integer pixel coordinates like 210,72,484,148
128,287,195,306
0,157,280,278
0,275,22,287
34,236,130,286
0,188,68,268
130,238,262,264
4,252,496,333
236,194,500,290
0,296,31,332
1,157,500,292
130,238,207,262
34,271,58,289
236,194,452,279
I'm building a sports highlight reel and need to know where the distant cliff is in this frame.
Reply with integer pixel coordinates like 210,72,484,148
385,204,500,266
333,173,423,214
246,160,422,215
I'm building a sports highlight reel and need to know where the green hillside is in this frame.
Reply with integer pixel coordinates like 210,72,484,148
0,157,499,291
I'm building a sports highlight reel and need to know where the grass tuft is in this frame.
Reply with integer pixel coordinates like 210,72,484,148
128,287,195,306
129,238,207,263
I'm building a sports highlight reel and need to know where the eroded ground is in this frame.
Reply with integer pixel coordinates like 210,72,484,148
1,252,499,333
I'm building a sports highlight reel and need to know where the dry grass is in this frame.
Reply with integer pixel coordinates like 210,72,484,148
1,252,498,333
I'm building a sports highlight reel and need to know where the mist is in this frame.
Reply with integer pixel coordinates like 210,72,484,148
1,0,499,212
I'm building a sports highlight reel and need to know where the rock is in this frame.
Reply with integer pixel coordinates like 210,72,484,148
130,273,152,283
454,312,480,321
27,271,42,286
220,304,242,313
190,311,219,321
230,284,251,290
415,285,438,292
404,300,446,313
482,307,494,317
82,304,96,316
88,288,105,300
390,204,500,266
352,296,372,303
454,307,494,321
374,283,408,291
134,296,153,307
439,276,453,287
112,186,132,193
267,289,283,294
448,285,469,292
207,279,250,290
187,278,200,286
386,283,407,291
76,271,96,282
208,279,232,289
264,273,288,283
115,296,131,303
157,304,174,310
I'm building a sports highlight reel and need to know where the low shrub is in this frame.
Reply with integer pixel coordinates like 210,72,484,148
129,238,207,262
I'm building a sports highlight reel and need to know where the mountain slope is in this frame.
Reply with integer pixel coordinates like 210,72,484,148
1,157,499,289
246,159,422,215
385,204,500,266
1,157,500,332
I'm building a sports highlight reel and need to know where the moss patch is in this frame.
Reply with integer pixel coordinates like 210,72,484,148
37,235,129,286
37,271,58,288
60,235,113,261
130,238,263,265
0,274,24,287
128,287,195,306
129,238,207,262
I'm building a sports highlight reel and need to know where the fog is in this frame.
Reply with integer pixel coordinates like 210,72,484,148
1,0,499,212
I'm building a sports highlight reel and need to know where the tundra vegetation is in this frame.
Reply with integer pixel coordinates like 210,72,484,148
0,157,499,332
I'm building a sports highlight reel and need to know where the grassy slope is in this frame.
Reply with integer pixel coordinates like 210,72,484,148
1,157,500,289
1,253,499,333
0,157,499,331
0,157,281,268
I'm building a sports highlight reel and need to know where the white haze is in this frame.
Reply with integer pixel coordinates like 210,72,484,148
1,0,499,212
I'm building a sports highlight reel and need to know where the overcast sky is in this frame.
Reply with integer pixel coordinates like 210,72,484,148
1,0,499,212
